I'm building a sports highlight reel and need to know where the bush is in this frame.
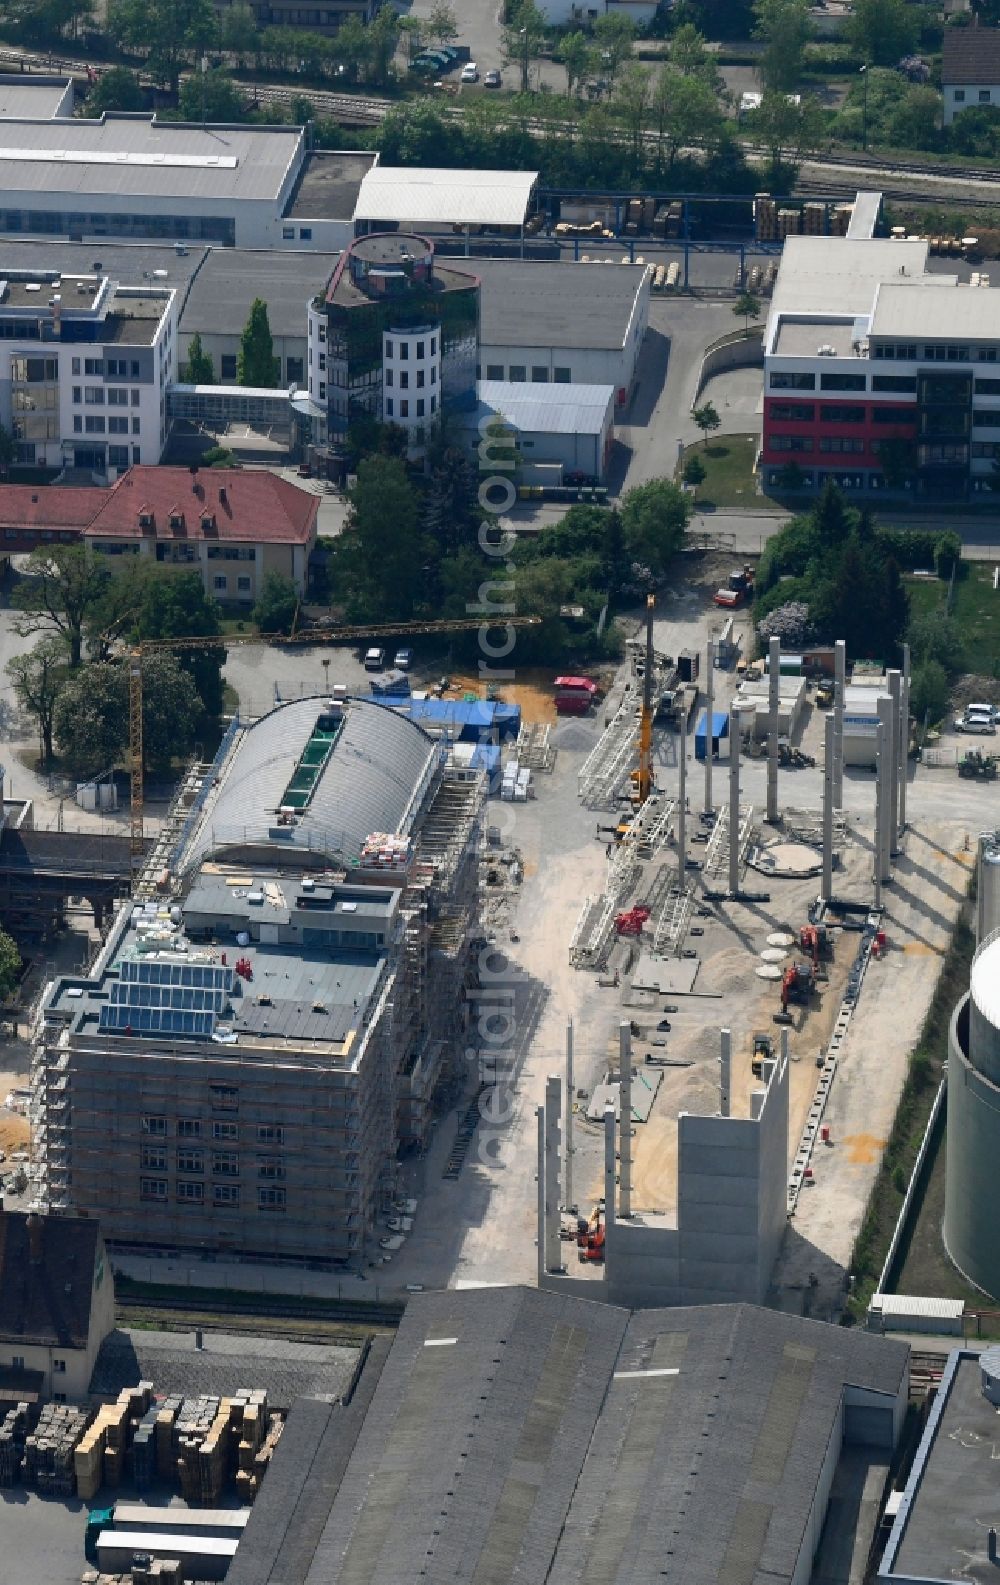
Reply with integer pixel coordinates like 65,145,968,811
909,658,949,724
934,531,962,579
907,610,964,672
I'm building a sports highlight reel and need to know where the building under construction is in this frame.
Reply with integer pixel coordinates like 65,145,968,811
30,695,484,1267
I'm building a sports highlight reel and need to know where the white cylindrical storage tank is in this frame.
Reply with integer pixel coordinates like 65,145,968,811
946,930,1000,1299
382,324,441,459
978,831,1000,944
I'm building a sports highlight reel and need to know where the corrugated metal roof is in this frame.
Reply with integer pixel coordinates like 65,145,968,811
473,380,614,436
0,116,303,203
182,697,438,872
871,1295,965,1318
353,166,538,227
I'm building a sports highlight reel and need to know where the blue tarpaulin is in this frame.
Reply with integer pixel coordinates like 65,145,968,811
393,698,522,742
695,710,729,760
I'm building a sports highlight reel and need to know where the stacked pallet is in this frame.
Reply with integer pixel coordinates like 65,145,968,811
81,1563,182,1584
803,202,825,236
174,1396,224,1505
155,1399,181,1479
74,1392,135,1500
754,194,777,242
234,1389,274,1500
24,1403,91,1496
0,1403,31,1486
777,208,802,239
832,203,853,236
128,1405,160,1491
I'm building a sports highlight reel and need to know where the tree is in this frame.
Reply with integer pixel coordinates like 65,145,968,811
593,12,636,84
753,0,811,91
12,545,110,668
650,68,728,173
886,85,940,151
253,570,299,634
909,658,949,725
219,1,257,64
425,1,457,43
54,653,202,776
733,291,761,332
0,927,20,1001
182,332,215,385
558,30,592,97
237,298,279,388
615,62,652,176
934,531,962,580
619,478,691,577
906,610,964,672
502,0,547,93
670,23,723,90
600,508,629,598
339,455,425,621
367,4,401,85
7,637,67,768
107,0,217,92
178,68,249,122
86,559,226,716
85,66,144,115
748,90,826,179
691,401,721,447
848,0,918,66
683,453,707,500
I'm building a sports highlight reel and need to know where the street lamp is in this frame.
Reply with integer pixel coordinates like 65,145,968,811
860,62,869,153
519,25,529,94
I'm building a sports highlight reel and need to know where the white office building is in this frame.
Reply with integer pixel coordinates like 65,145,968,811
0,269,177,475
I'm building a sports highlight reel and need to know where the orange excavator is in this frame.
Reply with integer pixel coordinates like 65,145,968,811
776,961,815,1022
577,1206,607,1263
799,923,832,971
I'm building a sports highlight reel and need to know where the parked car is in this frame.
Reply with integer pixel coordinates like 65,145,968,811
461,61,478,81
484,68,501,87
394,647,414,671
955,713,996,735
364,646,386,671
965,701,1000,722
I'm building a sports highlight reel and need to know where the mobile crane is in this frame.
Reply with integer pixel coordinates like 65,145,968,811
124,615,541,860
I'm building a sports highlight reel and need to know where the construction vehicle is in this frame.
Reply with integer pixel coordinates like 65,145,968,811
576,1205,606,1262
816,682,834,709
615,904,651,937
798,923,832,970
959,750,999,780
776,961,815,1021
554,675,599,715
713,565,755,609
123,614,541,860
751,1032,774,1078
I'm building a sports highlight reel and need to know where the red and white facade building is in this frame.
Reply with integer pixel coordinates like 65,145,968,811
761,229,1000,499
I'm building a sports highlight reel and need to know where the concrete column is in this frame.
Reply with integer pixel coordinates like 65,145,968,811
833,639,846,810
618,1020,632,1218
767,635,780,824
729,707,741,898
536,1105,545,1284
873,719,885,911
564,1018,574,1213
544,1074,562,1272
705,639,715,814
888,669,901,854
603,1105,617,1249
877,697,893,884
678,715,687,884
751,1089,766,1120
822,712,834,904
899,643,910,837
780,1025,789,1070
720,1027,732,1117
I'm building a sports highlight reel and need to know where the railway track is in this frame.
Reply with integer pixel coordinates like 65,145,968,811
116,1287,405,1341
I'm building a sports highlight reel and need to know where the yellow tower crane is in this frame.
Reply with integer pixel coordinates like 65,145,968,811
126,615,541,861
629,593,656,807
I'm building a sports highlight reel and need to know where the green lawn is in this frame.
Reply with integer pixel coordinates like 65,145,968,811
677,433,780,511
906,564,1000,677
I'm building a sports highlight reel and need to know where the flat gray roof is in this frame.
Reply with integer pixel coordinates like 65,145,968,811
180,247,338,338
767,236,929,349
882,1351,998,1585
0,76,72,118
475,256,646,349
228,1288,909,1585
473,379,614,435
90,1327,361,1409
0,116,303,204
354,165,538,228
286,149,378,220
0,237,209,292
773,319,858,357
870,278,1000,339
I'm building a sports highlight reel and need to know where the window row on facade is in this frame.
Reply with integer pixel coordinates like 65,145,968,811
141,1145,288,1177
384,395,437,420
480,363,573,383
140,1178,286,1208
142,1114,284,1141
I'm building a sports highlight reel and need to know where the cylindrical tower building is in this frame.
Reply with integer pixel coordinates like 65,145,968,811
977,830,1000,945
945,923,1000,1298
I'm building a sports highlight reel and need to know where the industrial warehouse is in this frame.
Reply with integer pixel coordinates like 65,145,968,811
31,693,484,1265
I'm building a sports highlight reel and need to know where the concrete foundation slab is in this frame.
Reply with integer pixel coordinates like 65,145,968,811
586,1065,663,1123
632,953,701,994
750,839,822,878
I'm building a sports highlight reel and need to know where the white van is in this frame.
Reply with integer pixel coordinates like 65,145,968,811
956,713,996,735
